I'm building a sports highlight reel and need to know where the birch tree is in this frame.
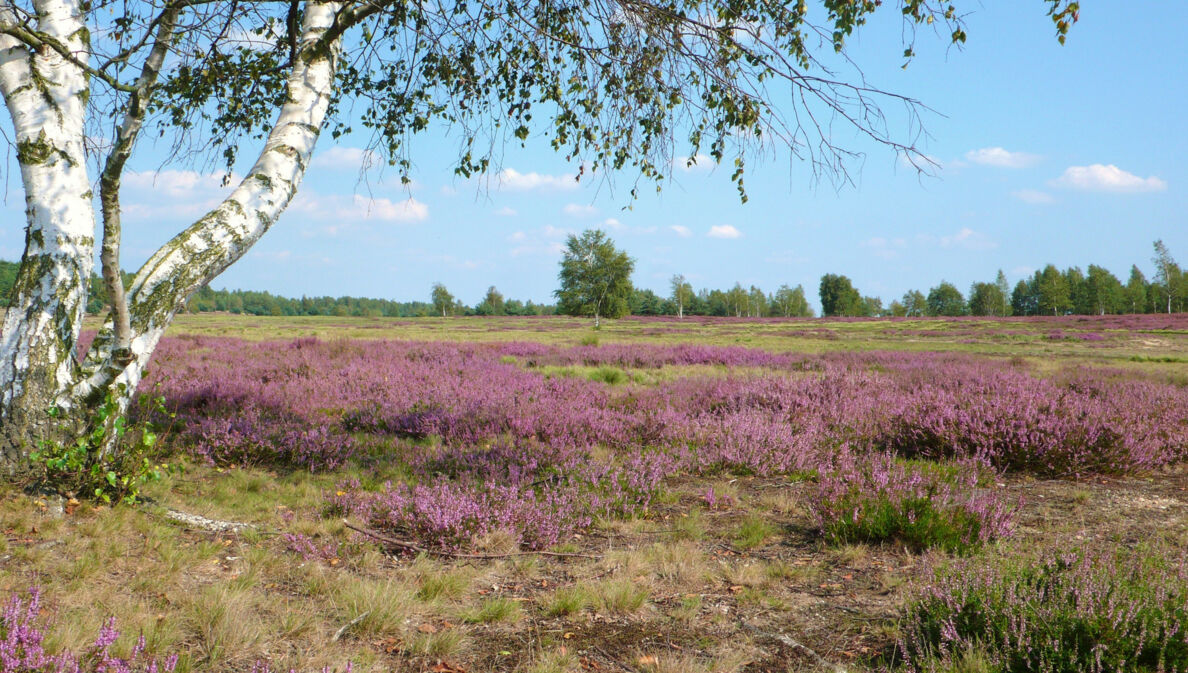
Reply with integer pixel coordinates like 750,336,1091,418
0,0,1079,470
669,274,692,320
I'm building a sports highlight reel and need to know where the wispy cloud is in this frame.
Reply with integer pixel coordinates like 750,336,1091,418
936,227,997,251
861,236,908,260
497,168,578,191
673,153,713,172
124,169,235,199
1051,164,1166,193
122,169,235,221
293,193,429,234
669,225,692,238
965,147,1041,169
707,224,742,239
1013,189,1056,205
563,203,599,217
313,146,378,171
495,206,517,217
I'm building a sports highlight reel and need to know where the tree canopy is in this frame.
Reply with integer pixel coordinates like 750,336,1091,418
555,229,635,327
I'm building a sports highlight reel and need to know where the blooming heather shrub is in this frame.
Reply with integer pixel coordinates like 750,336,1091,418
0,587,177,673
139,336,1188,548
330,439,675,549
897,545,1188,672
282,532,341,562
807,454,1017,553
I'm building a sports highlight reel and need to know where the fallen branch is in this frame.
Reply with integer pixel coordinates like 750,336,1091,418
331,611,370,643
590,646,639,673
162,509,255,533
740,623,846,673
342,520,600,560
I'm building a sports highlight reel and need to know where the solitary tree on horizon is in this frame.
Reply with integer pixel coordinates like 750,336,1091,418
556,230,634,329
431,284,455,318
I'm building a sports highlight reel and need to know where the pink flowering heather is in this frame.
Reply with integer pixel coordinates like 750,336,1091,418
136,335,1188,549
0,588,177,673
807,453,1018,552
897,545,1188,672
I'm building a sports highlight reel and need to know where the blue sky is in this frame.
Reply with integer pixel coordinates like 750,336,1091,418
2,1,1182,311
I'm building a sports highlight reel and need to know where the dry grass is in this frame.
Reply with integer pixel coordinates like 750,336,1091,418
12,315,1188,672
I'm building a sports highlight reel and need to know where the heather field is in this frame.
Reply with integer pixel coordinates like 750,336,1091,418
5,314,1188,673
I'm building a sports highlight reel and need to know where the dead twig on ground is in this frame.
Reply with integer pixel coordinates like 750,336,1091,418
343,520,601,560
331,611,370,642
590,645,640,673
162,508,255,533
741,622,846,673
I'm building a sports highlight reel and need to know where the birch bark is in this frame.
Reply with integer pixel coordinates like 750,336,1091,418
0,0,345,469
0,0,94,466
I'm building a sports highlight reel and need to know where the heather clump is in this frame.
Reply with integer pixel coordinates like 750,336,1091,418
870,366,1185,475
807,454,1017,553
897,544,1188,673
0,587,178,673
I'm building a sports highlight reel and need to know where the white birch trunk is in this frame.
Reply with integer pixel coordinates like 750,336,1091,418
78,0,343,402
0,0,344,468
0,0,94,466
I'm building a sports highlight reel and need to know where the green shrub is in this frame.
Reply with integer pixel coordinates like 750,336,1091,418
30,386,176,504
587,366,628,385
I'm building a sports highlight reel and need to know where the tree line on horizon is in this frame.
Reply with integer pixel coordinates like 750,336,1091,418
1,237,1182,320
816,240,1184,317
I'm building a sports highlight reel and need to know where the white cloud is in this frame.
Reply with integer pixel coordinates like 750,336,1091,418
965,147,1040,169
669,225,692,238
124,169,235,199
495,207,518,217
939,227,997,251
313,146,378,171
223,27,279,51
603,217,623,229
707,225,742,239
673,153,713,172
563,203,599,217
509,231,526,241
1013,189,1056,205
899,153,944,171
296,193,429,234
542,225,571,238
121,169,235,221
497,168,578,191
861,236,908,260
1051,164,1167,193
346,195,428,222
